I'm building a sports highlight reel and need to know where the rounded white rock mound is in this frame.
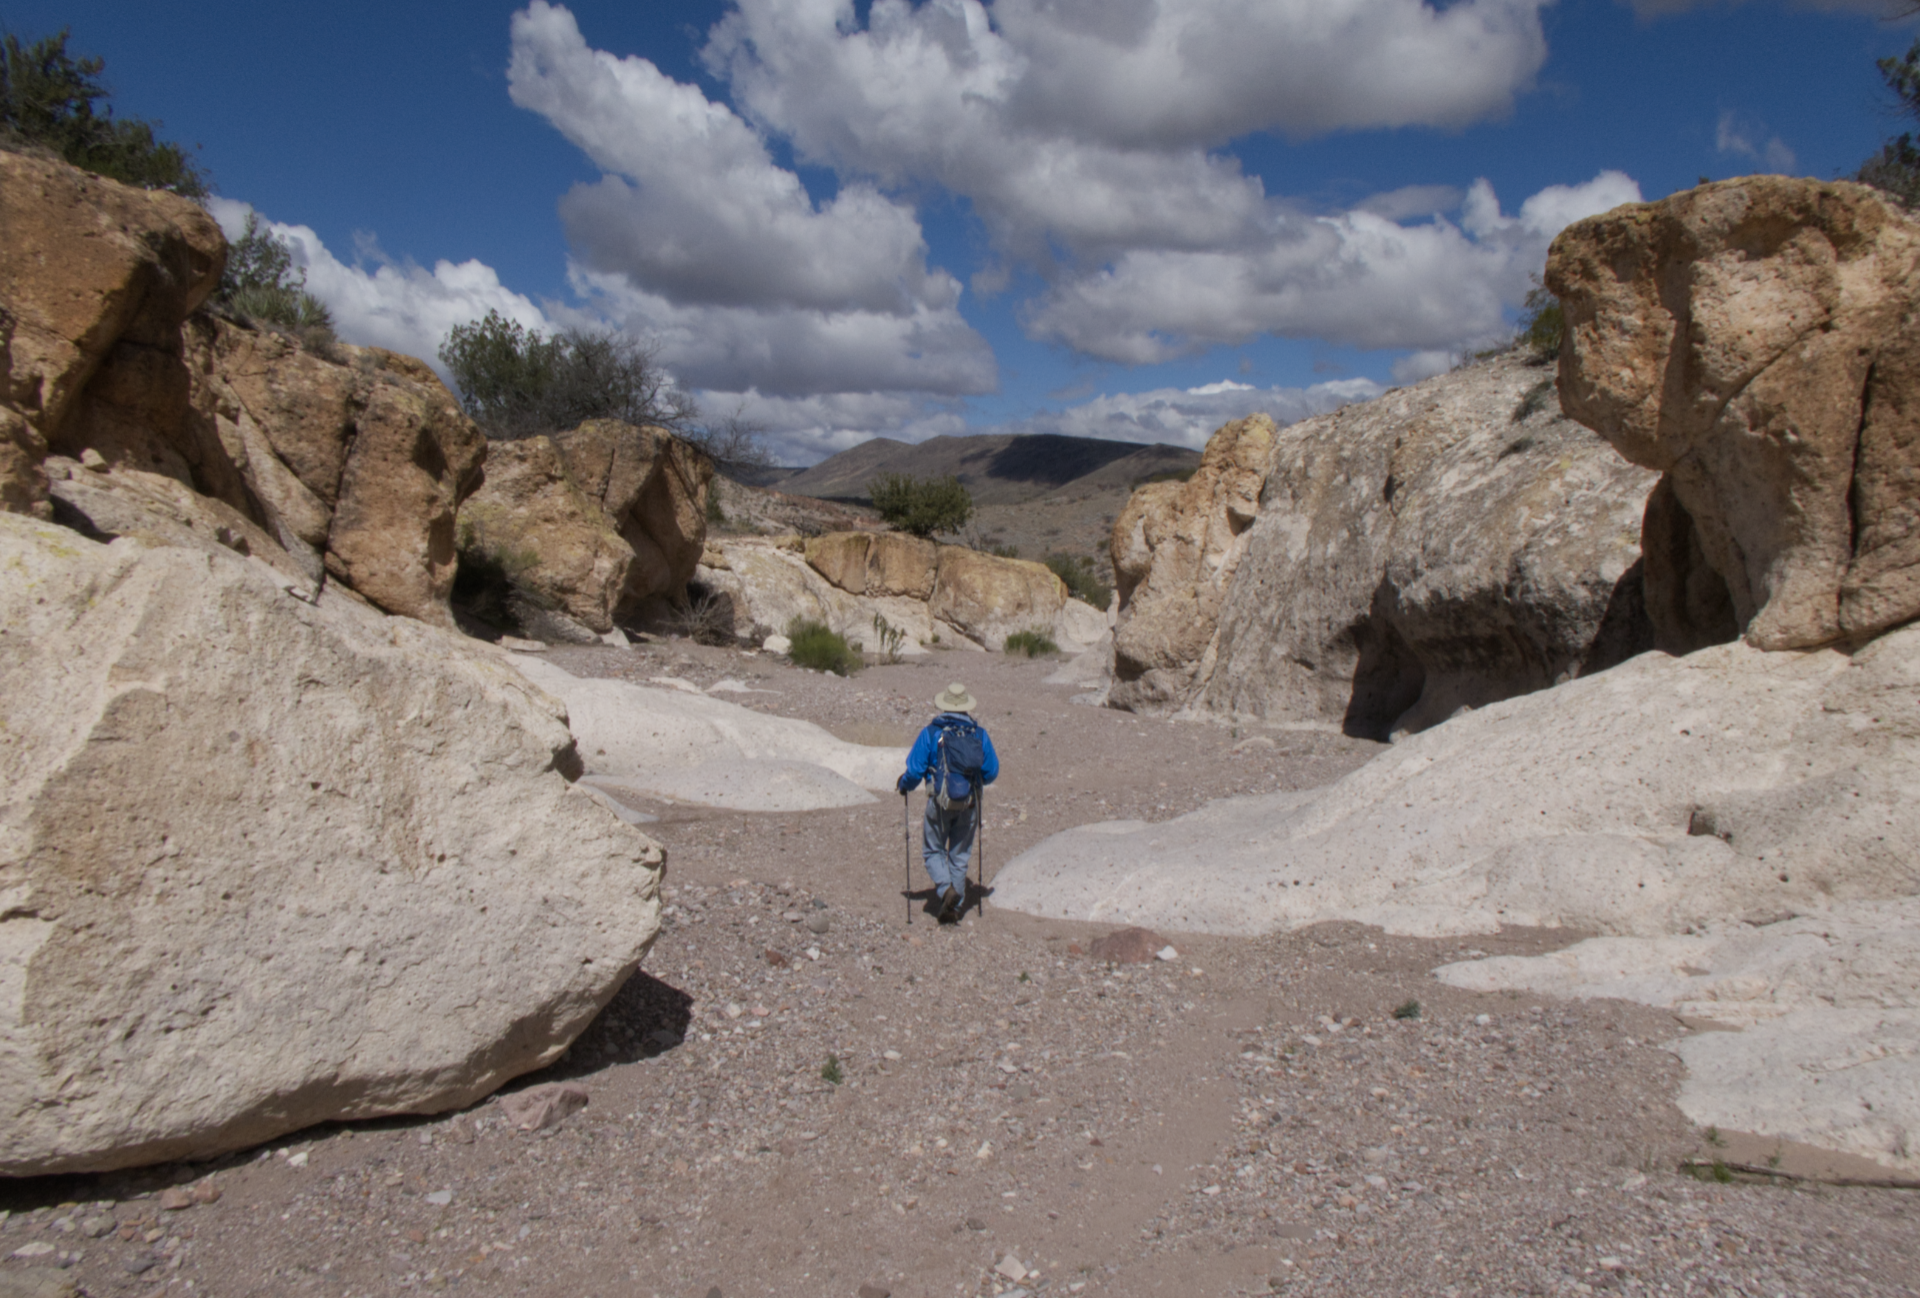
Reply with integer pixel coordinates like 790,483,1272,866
0,513,665,1176
631,759,878,812
511,655,905,798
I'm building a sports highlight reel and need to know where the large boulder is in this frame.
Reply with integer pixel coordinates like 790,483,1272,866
554,419,712,615
0,511,664,1175
929,547,1070,651
1109,414,1273,710
804,531,939,601
455,435,634,636
1122,354,1659,736
1549,177,1920,649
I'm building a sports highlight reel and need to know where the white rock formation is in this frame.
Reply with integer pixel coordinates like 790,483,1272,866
994,630,1920,1169
511,656,904,805
0,513,664,1175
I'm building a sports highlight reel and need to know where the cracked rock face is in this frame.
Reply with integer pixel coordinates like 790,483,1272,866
1549,176,1920,650
0,511,664,1175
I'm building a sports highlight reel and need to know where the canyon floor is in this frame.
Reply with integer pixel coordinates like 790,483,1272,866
3,642,1917,1298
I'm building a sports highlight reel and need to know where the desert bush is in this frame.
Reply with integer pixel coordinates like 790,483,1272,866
1131,467,1196,489
1045,552,1111,611
988,542,1020,559
1516,280,1563,360
439,309,698,441
785,616,862,676
1003,628,1059,657
0,28,206,196
867,472,972,538
676,586,735,646
215,212,336,347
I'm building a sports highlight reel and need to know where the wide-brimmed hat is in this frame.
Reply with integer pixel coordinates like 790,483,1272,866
934,682,977,714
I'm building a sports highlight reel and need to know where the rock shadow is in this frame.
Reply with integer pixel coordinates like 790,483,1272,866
526,970,694,1082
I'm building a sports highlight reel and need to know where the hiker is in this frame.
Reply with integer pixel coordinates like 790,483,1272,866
897,682,1000,922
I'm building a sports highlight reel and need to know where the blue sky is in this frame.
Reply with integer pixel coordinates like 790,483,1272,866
8,0,1913,462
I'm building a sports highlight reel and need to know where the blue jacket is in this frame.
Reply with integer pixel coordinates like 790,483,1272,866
898,713,999,792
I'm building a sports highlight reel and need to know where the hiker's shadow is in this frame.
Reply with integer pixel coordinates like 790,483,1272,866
903,880,997,923
535,970,693,1080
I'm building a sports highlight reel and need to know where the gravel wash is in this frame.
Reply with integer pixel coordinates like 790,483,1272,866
1,647,1915,1297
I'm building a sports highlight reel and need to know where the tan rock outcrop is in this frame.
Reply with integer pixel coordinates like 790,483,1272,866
0,154,486,626
454,436,632,636
1109,414,1273,710
1107,356,1659,736
929,547,1069,651
554,420,712,614
701,535,1101,656
1549,176,1920,649
0,510,664,1175
0,151,224,517
803,531,939,601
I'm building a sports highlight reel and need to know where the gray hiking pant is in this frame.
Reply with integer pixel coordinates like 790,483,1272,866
922,796,977,899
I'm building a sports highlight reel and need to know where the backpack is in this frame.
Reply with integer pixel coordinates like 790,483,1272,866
931,715,986,811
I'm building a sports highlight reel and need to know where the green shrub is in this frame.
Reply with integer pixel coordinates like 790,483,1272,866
215,212,336,348
1391,998,1421,1021
820,1054,844,1085
867,472,972,538
0,28,207,196
785,617,862,676
988,542,1020,558
1516,281,1563,360
1044,553,1112,611
439,309,698,441
1003,629,1059,657
870,613,906,663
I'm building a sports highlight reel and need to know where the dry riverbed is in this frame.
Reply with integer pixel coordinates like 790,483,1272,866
3,645,1916,1297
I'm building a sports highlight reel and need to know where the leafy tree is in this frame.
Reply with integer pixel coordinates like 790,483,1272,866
1044,552,1112,611
0,28,206,196
1858,37,1920,206
215,212,335,342
439,309,698,440
867,471,973,538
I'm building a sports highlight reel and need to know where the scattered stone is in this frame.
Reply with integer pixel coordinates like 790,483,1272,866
995,1254,1030,1282
156,1189,193,1212
857,1286,892,1298
497,1083,590,1132
807,912,832,935
77,1216,114,1238
1155,945,1179,962
1088,926,1167,964
765,949,791,968
424,1190,453,1207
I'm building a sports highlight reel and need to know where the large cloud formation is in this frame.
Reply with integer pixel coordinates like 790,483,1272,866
275,2,1650,459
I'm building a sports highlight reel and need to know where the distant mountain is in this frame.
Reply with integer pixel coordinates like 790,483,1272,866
774,433,1201,506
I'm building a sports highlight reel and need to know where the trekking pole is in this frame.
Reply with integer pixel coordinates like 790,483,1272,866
976,785,986,920
903,791,912,928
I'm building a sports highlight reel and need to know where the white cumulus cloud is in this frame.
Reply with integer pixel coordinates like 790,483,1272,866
990,376,1384,449
1715,110,1798,173
506,1,994,401
205,198,554,383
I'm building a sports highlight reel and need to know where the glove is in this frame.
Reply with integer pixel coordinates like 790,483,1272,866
896,774,918,795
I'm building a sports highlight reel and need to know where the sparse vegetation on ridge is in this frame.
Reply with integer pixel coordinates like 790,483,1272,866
1858,38,1920,206
1003,628,1059,657
214,212,336,349
0,27,206,196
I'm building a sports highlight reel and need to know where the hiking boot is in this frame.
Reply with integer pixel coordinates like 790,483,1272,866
940,887,963,922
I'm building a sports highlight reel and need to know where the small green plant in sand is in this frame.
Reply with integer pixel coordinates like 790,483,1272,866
870,613,906,663
820,1054,845,1085
1391,998,1422,1021
1003,628,1059,657
786,617,862,676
